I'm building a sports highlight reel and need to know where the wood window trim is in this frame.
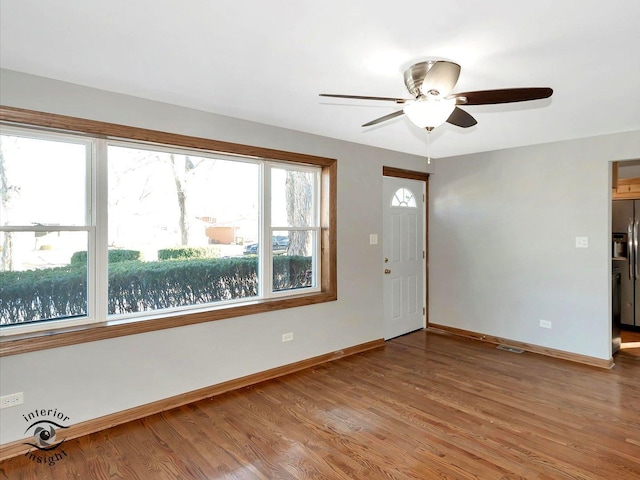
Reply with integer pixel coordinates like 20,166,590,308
0,106,337,357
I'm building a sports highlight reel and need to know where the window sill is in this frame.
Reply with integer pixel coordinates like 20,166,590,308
0,291,337,357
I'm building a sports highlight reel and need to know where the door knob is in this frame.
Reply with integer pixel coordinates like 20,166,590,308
384,269,391,274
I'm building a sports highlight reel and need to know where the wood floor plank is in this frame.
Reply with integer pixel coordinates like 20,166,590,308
1,331,639,479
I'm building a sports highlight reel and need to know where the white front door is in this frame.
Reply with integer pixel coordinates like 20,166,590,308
383,176,425,340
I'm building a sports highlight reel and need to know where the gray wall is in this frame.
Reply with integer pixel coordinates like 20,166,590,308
0,69,430,444
430,132,640,359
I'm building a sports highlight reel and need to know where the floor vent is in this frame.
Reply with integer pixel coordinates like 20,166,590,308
497,344,525,354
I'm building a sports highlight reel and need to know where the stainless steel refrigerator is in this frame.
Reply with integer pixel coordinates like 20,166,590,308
612,199,640,328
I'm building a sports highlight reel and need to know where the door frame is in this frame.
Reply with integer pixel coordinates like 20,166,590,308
382,166,430,328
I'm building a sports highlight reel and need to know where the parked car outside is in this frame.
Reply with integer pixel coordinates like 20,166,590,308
243,237,289,255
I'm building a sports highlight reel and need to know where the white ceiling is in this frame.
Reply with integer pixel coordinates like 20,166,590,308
1,1,639,158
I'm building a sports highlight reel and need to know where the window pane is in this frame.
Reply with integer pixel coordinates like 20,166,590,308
0,134,87,226
0,231,88,325
391,188,417,208
273,230,315,292
271,168,315,227
107,145,260,315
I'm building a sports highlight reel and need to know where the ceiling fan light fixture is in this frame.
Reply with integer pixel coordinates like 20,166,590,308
320,60,553,131
403,97,456,129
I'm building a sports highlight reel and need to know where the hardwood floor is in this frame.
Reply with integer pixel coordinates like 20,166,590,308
1,331,639,479
620,329,640,360
621,329,640,344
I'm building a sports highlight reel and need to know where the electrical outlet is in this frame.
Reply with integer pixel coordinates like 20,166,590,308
282,332,294,342
540,319,552,329
575,237,589,248
0,392,24,409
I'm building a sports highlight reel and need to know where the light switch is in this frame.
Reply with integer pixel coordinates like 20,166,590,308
575,236,589,248
369,234,378,245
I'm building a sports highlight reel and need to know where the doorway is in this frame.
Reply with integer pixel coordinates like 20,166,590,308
612,159,640,359
382,167,429,340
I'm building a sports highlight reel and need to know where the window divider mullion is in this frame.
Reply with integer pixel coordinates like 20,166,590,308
260,163,272,298
94,139,109,322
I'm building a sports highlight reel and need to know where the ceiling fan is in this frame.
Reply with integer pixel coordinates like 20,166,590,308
320,60,553,131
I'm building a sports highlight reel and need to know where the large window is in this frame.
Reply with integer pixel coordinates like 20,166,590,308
0,108,335,350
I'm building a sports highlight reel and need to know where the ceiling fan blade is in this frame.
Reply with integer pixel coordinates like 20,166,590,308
451,87,553,105
362,109,405,127
319,94,409,104
446,107,477,128
421,61,461,97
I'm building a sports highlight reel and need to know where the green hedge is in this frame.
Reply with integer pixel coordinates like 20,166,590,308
70,249,142,265
108,257,259,314
157,247,218,261
0,265,88,324
0,256,312,324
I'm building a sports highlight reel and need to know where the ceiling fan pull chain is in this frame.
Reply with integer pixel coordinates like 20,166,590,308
426,127,432,164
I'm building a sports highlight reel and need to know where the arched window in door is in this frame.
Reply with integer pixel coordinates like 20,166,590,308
391,187,417,207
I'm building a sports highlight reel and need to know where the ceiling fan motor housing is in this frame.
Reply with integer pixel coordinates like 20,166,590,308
404,61,435,97
403,60,460,98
